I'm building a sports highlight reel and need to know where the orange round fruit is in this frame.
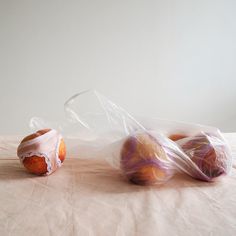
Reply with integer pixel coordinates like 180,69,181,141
18,129,66,175
120,133,173,185
181,134,227,180
168,133,187,141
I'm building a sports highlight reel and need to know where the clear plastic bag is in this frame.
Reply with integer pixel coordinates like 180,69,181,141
30,90,233,185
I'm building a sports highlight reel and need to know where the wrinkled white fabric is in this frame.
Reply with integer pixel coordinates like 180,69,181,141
0,134,236,236
17,130,62,175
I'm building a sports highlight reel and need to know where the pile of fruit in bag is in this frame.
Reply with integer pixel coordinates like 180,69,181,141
17,90,232,186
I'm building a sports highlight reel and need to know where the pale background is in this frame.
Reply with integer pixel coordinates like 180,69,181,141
0,0,236,135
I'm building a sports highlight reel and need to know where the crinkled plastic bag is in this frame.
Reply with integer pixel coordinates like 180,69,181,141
30,90,232,185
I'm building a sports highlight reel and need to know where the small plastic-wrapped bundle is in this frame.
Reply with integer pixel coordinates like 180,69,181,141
17,129,66,175
176,132,231,181
120,132,175,185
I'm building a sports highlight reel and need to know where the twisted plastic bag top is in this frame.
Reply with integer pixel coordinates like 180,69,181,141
31,90,145,139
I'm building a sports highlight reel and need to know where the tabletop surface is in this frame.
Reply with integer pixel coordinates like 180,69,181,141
0,134,236,236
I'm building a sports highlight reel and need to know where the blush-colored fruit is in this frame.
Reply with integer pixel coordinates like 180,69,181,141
17,129,66,175
180,134,228,181
168,134,187,141
120,133,173,185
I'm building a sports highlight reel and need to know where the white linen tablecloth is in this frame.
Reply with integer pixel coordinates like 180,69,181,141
0,134,236,236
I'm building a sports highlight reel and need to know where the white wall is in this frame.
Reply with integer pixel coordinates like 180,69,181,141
0,0,236,135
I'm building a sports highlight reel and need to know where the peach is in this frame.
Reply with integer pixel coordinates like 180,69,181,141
180,134,228,180
18,129,66,175
120,133,173,185
168,134,187,141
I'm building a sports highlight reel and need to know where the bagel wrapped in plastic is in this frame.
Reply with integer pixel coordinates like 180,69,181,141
17,129,66,175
